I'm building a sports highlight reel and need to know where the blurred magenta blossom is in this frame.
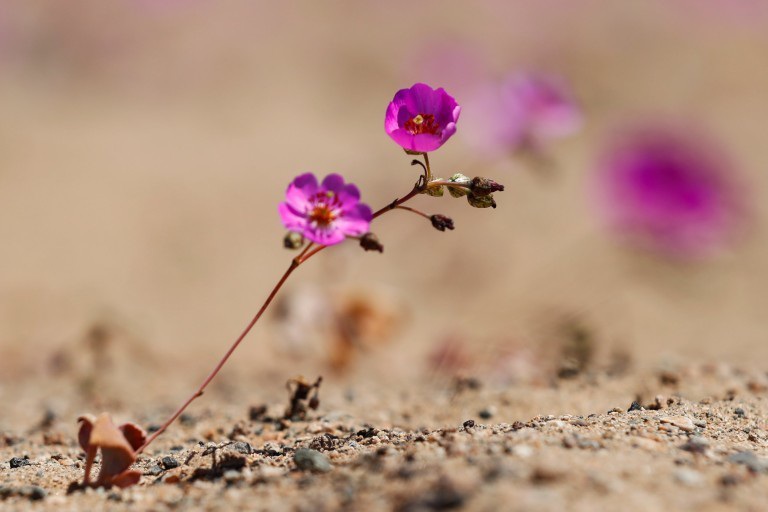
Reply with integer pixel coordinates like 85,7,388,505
594,127,747,259
464,72,581,156
385,83,461,153
279,173,372,246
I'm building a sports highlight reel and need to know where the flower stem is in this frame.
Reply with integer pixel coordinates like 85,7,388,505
395,205,431,220
137,259,300,454
137,178,427,454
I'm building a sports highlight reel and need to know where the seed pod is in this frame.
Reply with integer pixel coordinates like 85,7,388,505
430,214,455,231
359,232,384,253
448,173,471,198
283,231,305,249
470,177,505,197
467,194,497,209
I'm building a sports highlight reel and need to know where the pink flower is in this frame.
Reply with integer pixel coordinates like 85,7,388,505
593,127,746,259
279,173,372,246
464,72,581,155
385,83,461,153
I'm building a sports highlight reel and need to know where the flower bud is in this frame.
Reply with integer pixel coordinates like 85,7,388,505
360,232,384,253
423,178,445,197
470,177,505,197
430,214,455,231
283,231,305,249
467,194,497,209
447,173,471,198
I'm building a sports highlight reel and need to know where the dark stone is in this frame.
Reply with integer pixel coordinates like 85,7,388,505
680,436,709,454
728,451,768,473
145,465,164,476
161,456,179,470
179,413,196,426
734,407,747,418
233,442,253,455
356,427,378,439
478,409,493,420
9,457,30,469
18,486,46,501
248,404,268,421
309,434,339,452
462,420,475,430
627,401,643,412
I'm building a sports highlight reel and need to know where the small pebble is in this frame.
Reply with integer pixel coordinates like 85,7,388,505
674,468,703,487
728,451,768,473
462,419,475,430
478,407,496,420
146,465,164,476
18,486,46,501
161,456,179,470
9,457,30,469
233,442,253,455
294,448,332,473
680,436,709,454
734,407,747,418
627,401,643,412
660,416,695,432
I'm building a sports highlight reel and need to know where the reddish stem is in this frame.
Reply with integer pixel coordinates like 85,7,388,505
137,259,299,453
137,179,425,454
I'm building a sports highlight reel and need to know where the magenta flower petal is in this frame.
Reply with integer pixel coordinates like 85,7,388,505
593,127,746,259
464,72,580,155
278,173,372,246
385,83,460,153
284,173,319,212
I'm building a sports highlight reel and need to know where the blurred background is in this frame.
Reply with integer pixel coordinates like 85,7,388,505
0,1,766,419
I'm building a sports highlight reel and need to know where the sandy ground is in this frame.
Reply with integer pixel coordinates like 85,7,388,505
1,358,768,511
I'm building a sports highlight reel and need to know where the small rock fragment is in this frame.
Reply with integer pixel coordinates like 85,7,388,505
233,442,253,455
9,457,30,469
728,451,768,473
294,448,332,473
161,456,179,470
660,416,695,432
674,468,703,487
478,407,496,420
18,486,46,501
679,436,709,454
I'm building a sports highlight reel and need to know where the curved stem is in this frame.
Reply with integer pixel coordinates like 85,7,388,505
137,176,427,454
395,205,430,221
137,260,299,454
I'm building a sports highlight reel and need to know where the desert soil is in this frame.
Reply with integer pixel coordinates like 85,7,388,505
1,361,767,512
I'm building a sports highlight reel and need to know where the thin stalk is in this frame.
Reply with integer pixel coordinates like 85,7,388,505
395,205,430,221
138,176,427,454
137,260,299,454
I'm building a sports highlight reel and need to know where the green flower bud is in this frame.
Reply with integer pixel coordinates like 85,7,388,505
467,194,497,209
448,173,471,198
423,178,445,197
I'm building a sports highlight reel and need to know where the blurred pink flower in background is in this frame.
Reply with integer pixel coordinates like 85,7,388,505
385,83,461,153
463,72,582,156
593,127,748,259
279,173,372,246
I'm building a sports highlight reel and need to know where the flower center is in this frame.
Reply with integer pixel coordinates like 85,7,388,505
404,113,440,136
308,191,340,228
